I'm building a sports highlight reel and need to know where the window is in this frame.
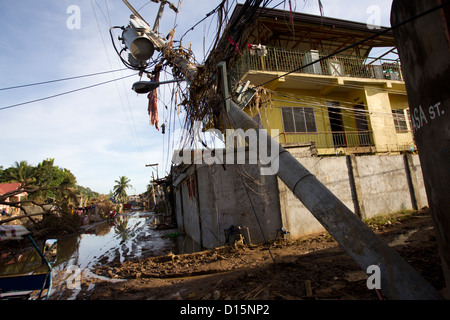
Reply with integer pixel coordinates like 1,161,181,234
282,107,317,133
392,109,408,132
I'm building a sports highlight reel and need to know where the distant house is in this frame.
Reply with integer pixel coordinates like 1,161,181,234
0,183,27,216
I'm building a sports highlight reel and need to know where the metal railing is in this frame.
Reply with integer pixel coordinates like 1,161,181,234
281,130,416,153
281,131,374,149
237,47,403,81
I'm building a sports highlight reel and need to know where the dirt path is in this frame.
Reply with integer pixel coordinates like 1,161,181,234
54,208,447,300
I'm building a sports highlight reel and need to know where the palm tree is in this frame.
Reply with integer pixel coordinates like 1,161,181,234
113,176,132,204
3,161,36,186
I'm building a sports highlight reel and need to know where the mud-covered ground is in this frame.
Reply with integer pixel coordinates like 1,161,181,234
53,208,447,300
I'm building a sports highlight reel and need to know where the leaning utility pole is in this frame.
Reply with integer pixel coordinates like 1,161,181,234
117,0,442,299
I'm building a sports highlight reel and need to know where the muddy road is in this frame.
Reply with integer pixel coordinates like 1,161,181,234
50,208,446,300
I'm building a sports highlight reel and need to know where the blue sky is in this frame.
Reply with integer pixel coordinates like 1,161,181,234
0,0,393,194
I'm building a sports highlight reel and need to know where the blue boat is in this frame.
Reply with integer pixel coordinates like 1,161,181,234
0,225,56,300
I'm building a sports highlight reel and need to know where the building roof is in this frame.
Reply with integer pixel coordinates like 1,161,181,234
0,183,22,195
222,4,396,57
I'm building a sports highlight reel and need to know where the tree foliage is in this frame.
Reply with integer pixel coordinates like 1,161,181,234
0,159,103,234
0,161,36,186
113,176,132,204
0,158,77,195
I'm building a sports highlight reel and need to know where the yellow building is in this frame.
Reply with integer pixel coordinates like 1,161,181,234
227,4,415,155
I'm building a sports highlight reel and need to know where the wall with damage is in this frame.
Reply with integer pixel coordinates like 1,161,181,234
173,165,202,246
172,147,284,249
196,163,281,248
173,150,428,247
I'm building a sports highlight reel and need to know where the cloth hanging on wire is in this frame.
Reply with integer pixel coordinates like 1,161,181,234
147,69,161,130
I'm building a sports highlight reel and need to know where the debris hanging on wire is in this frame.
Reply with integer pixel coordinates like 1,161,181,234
148,65,162,130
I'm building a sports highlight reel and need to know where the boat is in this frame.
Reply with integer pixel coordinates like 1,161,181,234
0,225,57,300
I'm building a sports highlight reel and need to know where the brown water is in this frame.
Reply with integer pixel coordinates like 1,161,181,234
0,211,201,277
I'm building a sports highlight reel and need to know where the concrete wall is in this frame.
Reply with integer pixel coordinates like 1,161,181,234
175,170,202,246
173,158,282,249
355,155,411,218
278,156,355,236
197,163,281,248
279,154,428,239
410,154,428,209
173,152,428,247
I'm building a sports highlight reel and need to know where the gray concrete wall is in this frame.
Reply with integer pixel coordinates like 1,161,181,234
173,152,428,246
355,155,411,219
172,148,283,249
174,187,184,230
179,170,202,246
410,154,428,210
280,154,428,239
195,162,282,248
278,156,356,237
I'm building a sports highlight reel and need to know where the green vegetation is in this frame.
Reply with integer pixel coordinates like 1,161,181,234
363,209,417,230
0,159,78,203
113,176,132,204
0,159,102,203
0,158,105,235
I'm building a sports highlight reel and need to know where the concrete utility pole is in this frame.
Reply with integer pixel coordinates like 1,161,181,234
118,0,443,299
227,100,442,300
391,0,450,297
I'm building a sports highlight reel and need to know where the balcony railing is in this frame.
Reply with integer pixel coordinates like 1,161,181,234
236,47,403,81
281,131,374,149
280,130,416,153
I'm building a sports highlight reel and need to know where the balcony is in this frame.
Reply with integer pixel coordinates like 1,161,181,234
279,130,416,154
281,131,374,149
236,47,403,82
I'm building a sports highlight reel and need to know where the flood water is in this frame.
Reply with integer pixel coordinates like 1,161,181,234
0,210,201,278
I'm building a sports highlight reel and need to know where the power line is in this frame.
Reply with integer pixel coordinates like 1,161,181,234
0,73,135,112
91,0,147,164
0,68,129,91
179,0,227,43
